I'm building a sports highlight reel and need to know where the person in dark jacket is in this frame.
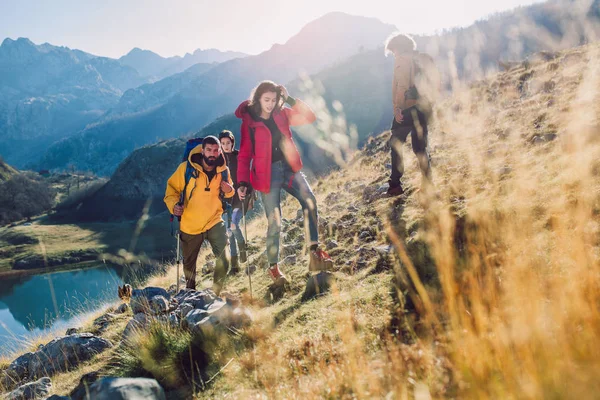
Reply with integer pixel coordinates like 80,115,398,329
219,130,254,274
235,80,333,286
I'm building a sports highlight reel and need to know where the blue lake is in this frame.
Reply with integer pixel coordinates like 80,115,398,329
0,265,124,357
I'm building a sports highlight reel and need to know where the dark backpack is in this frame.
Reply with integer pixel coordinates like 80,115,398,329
177,137,232,223
404,53,439,105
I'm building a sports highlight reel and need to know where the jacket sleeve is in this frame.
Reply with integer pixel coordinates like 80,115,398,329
393,55,412,111
164,163,186,213
237,120,252,184
224,167,235,199
284,99,316,126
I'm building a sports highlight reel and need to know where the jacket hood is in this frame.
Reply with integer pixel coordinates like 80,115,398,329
235,100,250,119
188,144,227,172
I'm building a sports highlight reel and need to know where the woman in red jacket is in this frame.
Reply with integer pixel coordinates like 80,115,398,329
235,80,332,285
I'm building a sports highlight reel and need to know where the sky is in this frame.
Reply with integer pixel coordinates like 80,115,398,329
0,0,546,58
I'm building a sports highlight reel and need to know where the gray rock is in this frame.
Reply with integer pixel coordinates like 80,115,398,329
65,327,79,335
130,287,170,314
116,303,130,314
281,255,297,265
281,242,301,257
25,334,112,379
6,377,51,400
45,395,70,400
93,313,117,333
191,316,220,336
122,313,150,341
376,184,389,194
296,209,305,220
358,231,374,241
374,245,393,255
2,353,34,390
326,240,339,250
205,299,233,324
168,312,179,328
178,303,194,319
173,289,216,309
149,296,169,315
79,377,166,400
184,309,208,327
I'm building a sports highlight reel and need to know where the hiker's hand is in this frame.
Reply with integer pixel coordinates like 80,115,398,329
221,181,233,193
394,108,404,123
173,204,183,217
238,186,247,200
278,85,289,101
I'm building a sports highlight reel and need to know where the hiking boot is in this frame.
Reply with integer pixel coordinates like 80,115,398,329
309,248,334,272
268,264,288,285
229,256,240,275
387,183,404,197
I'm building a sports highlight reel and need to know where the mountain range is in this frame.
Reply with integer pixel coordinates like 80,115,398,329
119,47,247,80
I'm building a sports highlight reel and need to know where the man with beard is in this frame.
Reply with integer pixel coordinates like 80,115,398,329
164,136,235,294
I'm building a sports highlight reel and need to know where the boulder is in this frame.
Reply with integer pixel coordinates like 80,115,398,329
130,287,171,314
68,376,165,400
1,353,34,390
5,377,51,400
27,334,112,378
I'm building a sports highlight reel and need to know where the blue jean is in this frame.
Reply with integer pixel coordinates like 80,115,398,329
262,161,319,264
227,207,246,256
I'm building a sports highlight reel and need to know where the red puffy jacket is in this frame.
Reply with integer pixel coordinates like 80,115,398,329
235,99,316,193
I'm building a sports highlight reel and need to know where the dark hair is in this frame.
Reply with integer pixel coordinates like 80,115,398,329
202,135,221,148
248,80,283,116
219,130,235,146
384,33,417,57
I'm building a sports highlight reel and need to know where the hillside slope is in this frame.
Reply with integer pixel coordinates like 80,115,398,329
6,41,599,399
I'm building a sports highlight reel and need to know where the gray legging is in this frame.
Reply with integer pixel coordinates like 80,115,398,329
261,161,318,264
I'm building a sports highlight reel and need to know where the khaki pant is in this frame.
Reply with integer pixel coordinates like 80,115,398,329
180,222,229,293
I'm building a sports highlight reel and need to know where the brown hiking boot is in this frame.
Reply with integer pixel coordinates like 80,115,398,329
268,264,288,285
309,249,334,272
387,183,404,197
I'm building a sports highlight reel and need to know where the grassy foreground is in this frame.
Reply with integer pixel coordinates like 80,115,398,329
2,42,600,399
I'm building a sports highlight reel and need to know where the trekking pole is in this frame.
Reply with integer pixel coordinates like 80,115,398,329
176,230,181,293
242,198,253,301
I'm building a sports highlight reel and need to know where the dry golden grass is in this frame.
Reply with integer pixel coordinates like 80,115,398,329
3,41,600,400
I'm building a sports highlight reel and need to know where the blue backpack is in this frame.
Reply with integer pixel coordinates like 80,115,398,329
175,137,232,224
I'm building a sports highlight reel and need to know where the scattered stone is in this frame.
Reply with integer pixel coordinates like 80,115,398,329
374,245,393,255
326,240,339,250
358,231,374,241
149,296,169,315
93,313,117,333
376,184,389,194
116,303,130,314
281,255,297,265
296,209,305,220
302,272,334,302
281,242,301,257
6,377,52,400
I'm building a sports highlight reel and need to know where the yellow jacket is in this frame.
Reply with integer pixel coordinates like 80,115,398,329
164,145,234,235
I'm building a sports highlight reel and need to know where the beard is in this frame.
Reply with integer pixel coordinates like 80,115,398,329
203,155,217,166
